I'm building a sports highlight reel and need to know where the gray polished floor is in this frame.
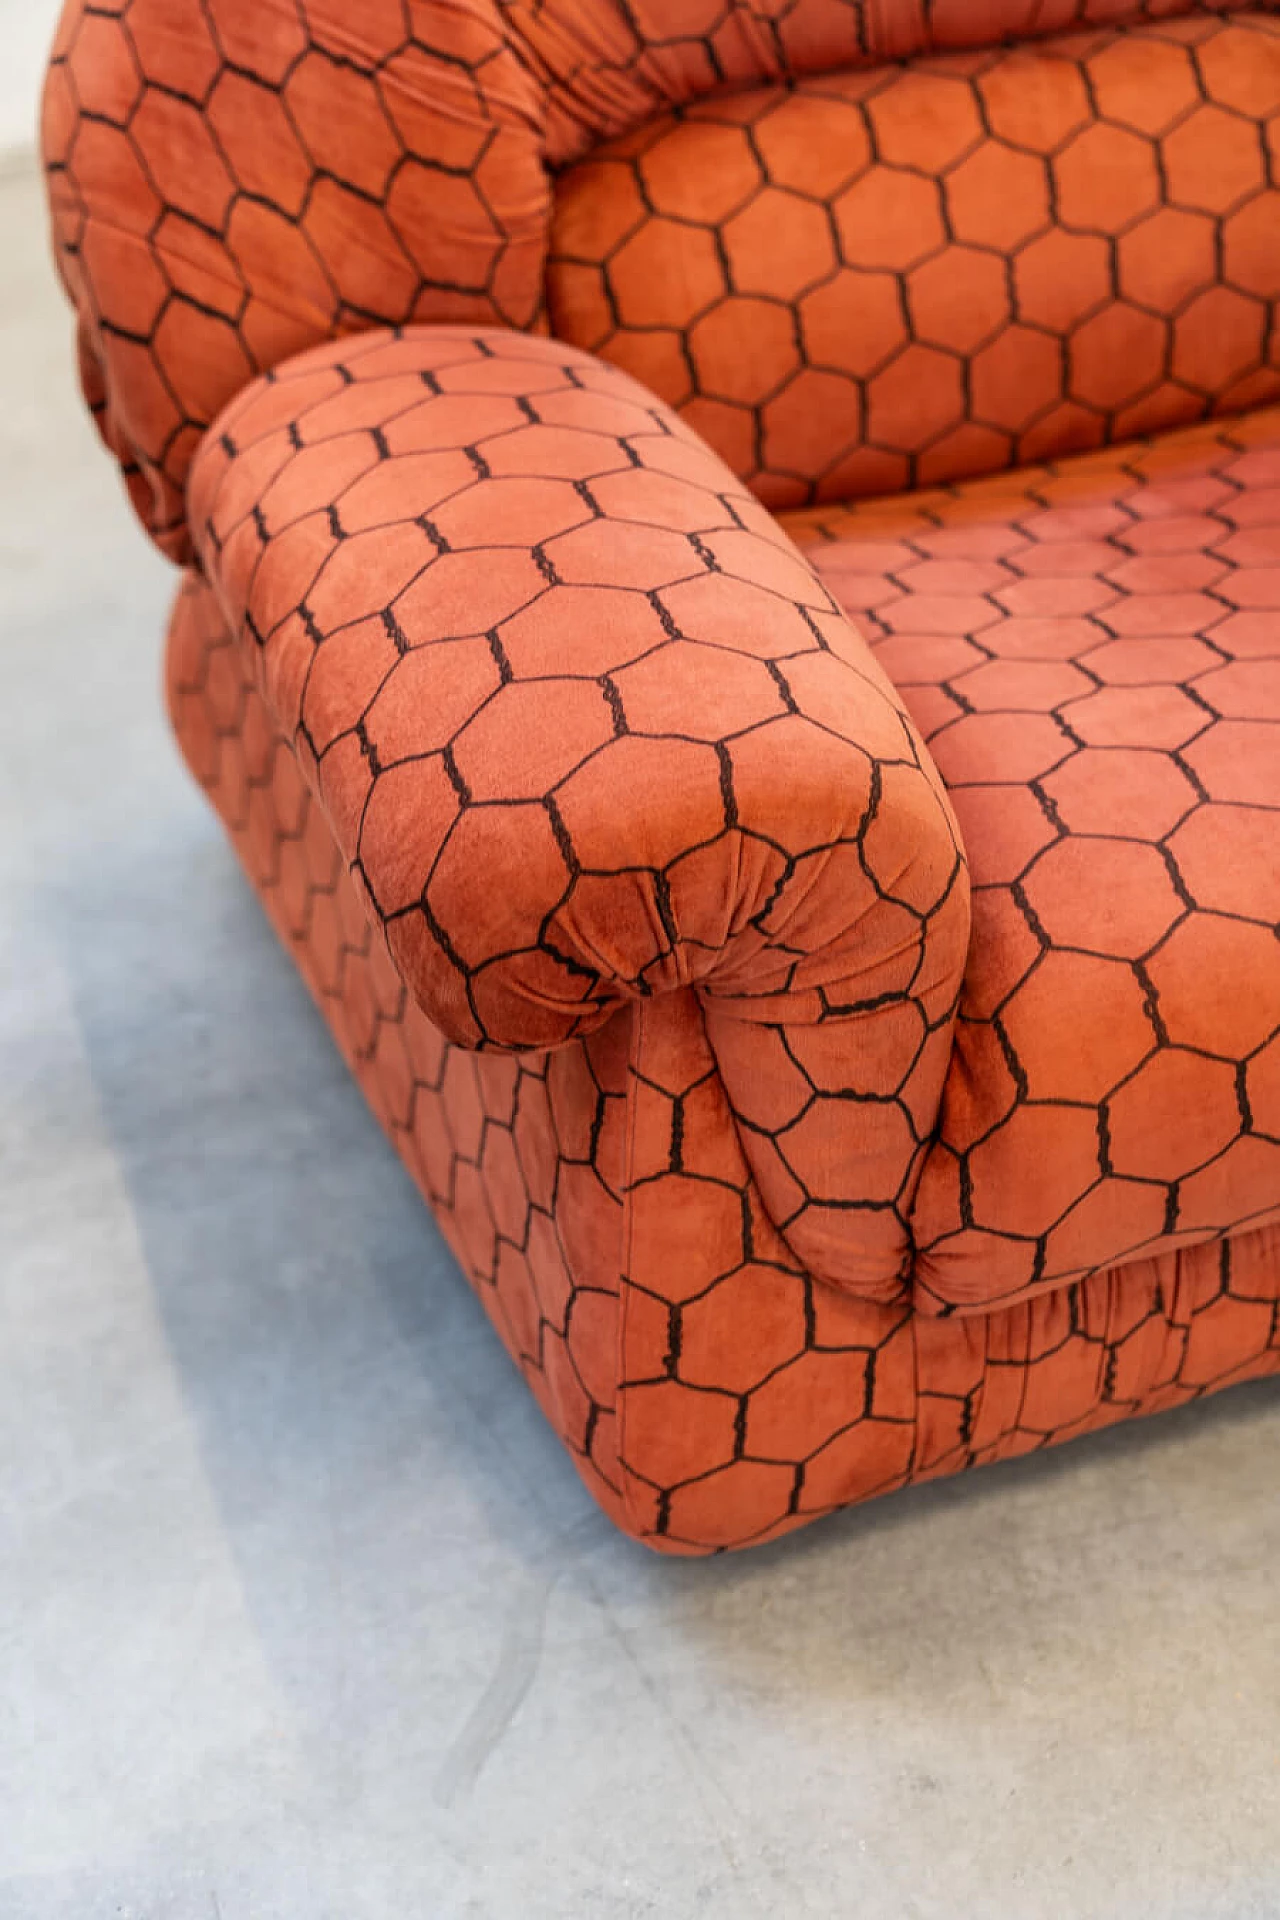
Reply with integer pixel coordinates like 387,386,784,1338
4,159,1280,1920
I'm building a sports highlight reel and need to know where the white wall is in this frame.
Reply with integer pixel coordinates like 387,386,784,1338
1,0,64,158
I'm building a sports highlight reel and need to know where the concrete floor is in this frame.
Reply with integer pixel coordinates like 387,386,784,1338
4,158,1280,1920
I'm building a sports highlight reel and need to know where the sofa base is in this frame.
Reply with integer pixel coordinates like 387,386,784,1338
167,569,1280,1553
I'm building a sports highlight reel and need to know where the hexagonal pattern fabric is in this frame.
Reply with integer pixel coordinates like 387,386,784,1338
43,0,551,557
786,407,1280,1312
187,327,971,1303
167,553,1280,1555
549,13,1280,507
524,0,1257,165
44,0,1263,557
177,321,1280,1547
44,0,1280,1553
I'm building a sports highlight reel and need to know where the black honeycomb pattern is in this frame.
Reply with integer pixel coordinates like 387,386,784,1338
187,325,971,1302
548,13,1280,508
169,561,1280,1552
787,405,1280,1310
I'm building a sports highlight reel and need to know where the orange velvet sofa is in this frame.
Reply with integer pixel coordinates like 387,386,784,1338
43,0,1280,1552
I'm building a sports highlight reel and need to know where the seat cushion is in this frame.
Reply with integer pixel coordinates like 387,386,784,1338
785,406,1280,1314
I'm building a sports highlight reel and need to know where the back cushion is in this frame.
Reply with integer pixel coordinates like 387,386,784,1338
521,0,1259,164
547,12,1280,508
42,0,549,559
44,0,1263,556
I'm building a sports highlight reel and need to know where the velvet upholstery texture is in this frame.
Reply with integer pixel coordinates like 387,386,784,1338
42,1,1270,551
189,328,969,1301
789,412,1280,1312
44,0,1280,1551
167,553,1280,1554
549,12,1280,506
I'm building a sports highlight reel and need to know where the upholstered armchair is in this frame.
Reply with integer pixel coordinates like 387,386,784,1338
43,0,1280,1551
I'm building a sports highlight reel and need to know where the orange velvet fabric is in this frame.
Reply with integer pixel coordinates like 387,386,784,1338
549,13,1280,507
168,565,1280,1553
189,326,1280,1332
43,0,1280,1552
787,410,1280,1311
43,0,1263,555
42,0,550,556
188,327,969,1301
521,0,1258,164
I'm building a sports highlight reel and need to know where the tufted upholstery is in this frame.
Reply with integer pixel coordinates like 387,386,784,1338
44,0,1280,1550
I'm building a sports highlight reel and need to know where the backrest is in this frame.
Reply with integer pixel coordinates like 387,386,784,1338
42,0,548,557
547,12,1280,506
43,0,1275,557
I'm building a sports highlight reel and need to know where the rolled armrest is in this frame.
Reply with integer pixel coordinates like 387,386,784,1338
190,326,970,1297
